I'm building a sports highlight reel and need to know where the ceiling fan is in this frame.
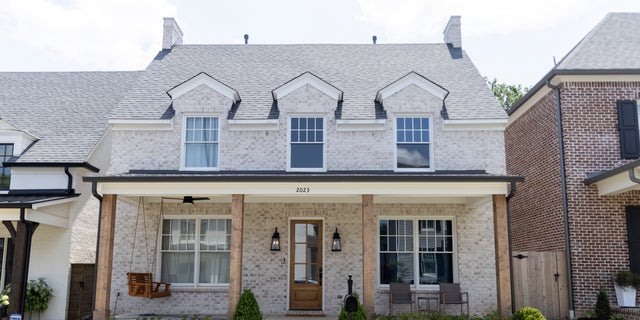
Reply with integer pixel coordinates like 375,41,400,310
163,196,210,204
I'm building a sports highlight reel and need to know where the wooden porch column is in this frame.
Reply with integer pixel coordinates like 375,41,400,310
7,215,38,316
93,194,117,320
228,194,244,319
362,194,375,317
493,194,512,317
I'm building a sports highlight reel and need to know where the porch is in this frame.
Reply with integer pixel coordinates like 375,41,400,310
85,172,520,319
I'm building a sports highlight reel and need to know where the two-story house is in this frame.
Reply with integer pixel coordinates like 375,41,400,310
85,17,521,319
506,12,640,320
0,72,140,319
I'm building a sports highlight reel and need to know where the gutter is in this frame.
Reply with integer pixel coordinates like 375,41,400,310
91,181,103,313
509,68,640,116
3,161,100,173
546,80,575,320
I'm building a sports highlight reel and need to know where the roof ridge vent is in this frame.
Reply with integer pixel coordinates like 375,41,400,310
162,17,183,50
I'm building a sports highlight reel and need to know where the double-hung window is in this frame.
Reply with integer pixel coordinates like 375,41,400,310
0,144,13,190
183,116,219,169
379,218,455,286
396,117,432,170
289,117,324,170
160,217,231,286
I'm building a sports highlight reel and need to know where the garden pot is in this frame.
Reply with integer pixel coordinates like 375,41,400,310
614,284,637,307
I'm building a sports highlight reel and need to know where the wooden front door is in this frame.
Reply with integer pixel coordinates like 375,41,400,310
290,220,323,310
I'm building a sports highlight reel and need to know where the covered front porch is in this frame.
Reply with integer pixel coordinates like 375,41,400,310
85,172,520,319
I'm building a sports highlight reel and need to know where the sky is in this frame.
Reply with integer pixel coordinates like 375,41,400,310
1,0,639,87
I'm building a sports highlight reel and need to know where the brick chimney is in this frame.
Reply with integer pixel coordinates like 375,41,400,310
162,17,183,50
443,16,461,48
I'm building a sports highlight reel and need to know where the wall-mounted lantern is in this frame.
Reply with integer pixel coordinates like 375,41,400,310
331,228,341,251
271,228,281,251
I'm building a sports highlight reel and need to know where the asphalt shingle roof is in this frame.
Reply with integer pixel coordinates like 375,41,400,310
557,12,640,70
111,44,505,121
0,71,141,163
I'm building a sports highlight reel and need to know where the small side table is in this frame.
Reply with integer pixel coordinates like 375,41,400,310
417,295,440,314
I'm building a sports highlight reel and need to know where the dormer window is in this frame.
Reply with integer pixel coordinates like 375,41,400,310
0,144,13,190
182,116,219,170
396,117,432,170
288,117,325,171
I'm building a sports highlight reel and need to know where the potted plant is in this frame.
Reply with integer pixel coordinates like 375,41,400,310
613,270,639,307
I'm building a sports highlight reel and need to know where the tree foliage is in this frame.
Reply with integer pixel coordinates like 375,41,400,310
233,289,262,320
489,78,529,111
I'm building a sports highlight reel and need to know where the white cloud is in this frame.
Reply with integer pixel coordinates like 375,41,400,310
0,0,176,71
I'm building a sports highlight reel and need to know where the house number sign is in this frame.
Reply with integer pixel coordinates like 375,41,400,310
296,187,310,193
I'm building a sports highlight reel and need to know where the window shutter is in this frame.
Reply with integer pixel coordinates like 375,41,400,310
617,100,640,159
626,206,640,274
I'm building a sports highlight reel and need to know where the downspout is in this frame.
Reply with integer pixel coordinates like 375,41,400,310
546,80,575,320
64,166,73,194
506,181,516,314
91,181,103,312
629,168,640,183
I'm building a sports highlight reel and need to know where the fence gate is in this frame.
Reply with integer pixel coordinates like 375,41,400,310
512,251,569,320
67,263,95,320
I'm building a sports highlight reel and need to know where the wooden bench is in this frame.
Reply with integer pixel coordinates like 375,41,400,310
127,272,171,298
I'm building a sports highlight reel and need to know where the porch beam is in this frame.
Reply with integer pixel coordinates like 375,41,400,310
93,194,117,320
362,194,375,317
228,194,244,319
493,194,512,317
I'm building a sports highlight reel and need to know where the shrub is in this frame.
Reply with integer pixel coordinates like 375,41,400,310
233,289,262,320
593,287,611,320
339,292,366,320
513,307,546,320
613,270,640,289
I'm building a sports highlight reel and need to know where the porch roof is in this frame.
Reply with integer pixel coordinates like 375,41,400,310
84,170,524,183
85,170,521,206
0,194,79,209
584,159,640,195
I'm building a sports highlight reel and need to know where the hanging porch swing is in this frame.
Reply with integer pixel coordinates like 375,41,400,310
127,197,171,298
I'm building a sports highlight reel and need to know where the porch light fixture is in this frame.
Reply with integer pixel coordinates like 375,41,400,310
271,228,281,251
331,228,341,251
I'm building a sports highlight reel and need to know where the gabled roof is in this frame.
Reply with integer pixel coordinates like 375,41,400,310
111,44,505,121
556,12,640,70
167,72,240,103
509,12,640,116
375,72,449,106
272,72,343,101
0,72,141,163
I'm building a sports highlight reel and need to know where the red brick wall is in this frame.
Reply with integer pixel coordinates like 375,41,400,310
507,81,640,316
561,81,640,314
506,90,565,252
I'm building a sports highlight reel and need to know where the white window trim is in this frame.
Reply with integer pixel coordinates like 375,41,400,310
157,215,232,288
376,215,458,290
394,115,435,172
287,116,327,172
180,114,221,171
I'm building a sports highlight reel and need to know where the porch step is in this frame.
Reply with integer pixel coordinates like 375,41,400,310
285,310,326,317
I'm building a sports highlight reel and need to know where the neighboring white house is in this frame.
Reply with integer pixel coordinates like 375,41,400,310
85,17,521,319
0,72,140,319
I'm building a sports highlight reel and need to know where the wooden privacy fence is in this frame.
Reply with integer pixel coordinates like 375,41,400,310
512,251,569,320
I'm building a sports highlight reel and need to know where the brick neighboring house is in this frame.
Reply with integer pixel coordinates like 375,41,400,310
84,17,521,319
0,72,140,319
506,12,640,320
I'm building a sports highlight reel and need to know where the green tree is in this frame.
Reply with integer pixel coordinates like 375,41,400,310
489,78,529,111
